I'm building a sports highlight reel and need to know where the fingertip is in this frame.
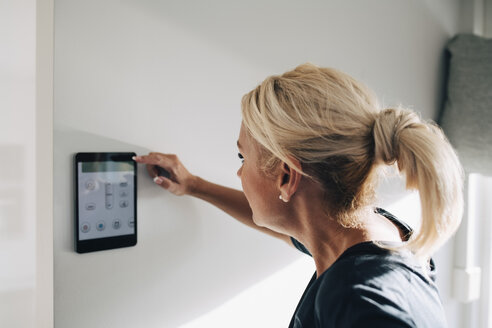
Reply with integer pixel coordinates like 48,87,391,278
153,176,163,184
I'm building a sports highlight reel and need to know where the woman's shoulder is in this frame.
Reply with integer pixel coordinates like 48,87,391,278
313,243,445,327
317,241,418,293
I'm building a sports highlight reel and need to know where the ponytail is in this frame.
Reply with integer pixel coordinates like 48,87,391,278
373,108,464,260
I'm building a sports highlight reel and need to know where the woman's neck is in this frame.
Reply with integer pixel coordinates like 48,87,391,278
288,197,402,277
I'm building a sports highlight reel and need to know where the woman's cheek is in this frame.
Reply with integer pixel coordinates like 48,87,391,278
240,171,250,200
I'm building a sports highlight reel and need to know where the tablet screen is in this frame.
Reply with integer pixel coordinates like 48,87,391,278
77,161,135,240
75,152,137,253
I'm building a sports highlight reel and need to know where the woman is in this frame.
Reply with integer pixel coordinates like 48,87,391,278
134,63,463,327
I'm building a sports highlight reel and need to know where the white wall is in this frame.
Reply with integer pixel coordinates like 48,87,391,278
54,0,464,327
0,1,36,326
0,0,54,327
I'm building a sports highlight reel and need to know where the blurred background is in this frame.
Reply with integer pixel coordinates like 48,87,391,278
1,0,491,327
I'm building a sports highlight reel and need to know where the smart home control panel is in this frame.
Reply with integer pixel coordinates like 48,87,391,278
75,152,137,253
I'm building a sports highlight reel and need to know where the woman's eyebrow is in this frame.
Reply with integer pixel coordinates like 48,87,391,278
237,140,242,149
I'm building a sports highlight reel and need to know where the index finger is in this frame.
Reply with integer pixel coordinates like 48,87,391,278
133,153,176,171
133,154,162,165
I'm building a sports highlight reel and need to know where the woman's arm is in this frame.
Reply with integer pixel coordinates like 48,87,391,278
134,152,292,244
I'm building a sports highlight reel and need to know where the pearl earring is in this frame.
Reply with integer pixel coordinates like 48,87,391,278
279,195,288,202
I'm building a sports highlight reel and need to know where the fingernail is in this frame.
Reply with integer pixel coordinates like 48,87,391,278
154,176,163,184
132,156,137,161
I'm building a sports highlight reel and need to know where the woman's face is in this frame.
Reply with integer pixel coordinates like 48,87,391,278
236,124,283,228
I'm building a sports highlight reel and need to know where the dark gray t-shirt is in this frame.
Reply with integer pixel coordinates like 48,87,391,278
288,208,446,328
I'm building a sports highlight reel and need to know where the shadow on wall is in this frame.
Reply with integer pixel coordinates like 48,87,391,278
116,0,452,117
119,0,449,71
54,126,302,327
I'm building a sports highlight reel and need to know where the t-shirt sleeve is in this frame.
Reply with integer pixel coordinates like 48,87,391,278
290,237,312,256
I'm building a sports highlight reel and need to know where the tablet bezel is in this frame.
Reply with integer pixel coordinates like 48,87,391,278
74,152,137,253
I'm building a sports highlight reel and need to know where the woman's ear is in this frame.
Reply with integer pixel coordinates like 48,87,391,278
278,157,303,202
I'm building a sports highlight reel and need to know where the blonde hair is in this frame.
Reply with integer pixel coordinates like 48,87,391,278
241,63,464,260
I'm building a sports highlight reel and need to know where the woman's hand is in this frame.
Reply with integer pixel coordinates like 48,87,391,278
133,152,196,196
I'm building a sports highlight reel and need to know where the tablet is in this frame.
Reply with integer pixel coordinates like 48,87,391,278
75,152,137,253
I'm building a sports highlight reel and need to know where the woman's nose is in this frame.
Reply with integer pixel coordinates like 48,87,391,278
237,166,242,177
